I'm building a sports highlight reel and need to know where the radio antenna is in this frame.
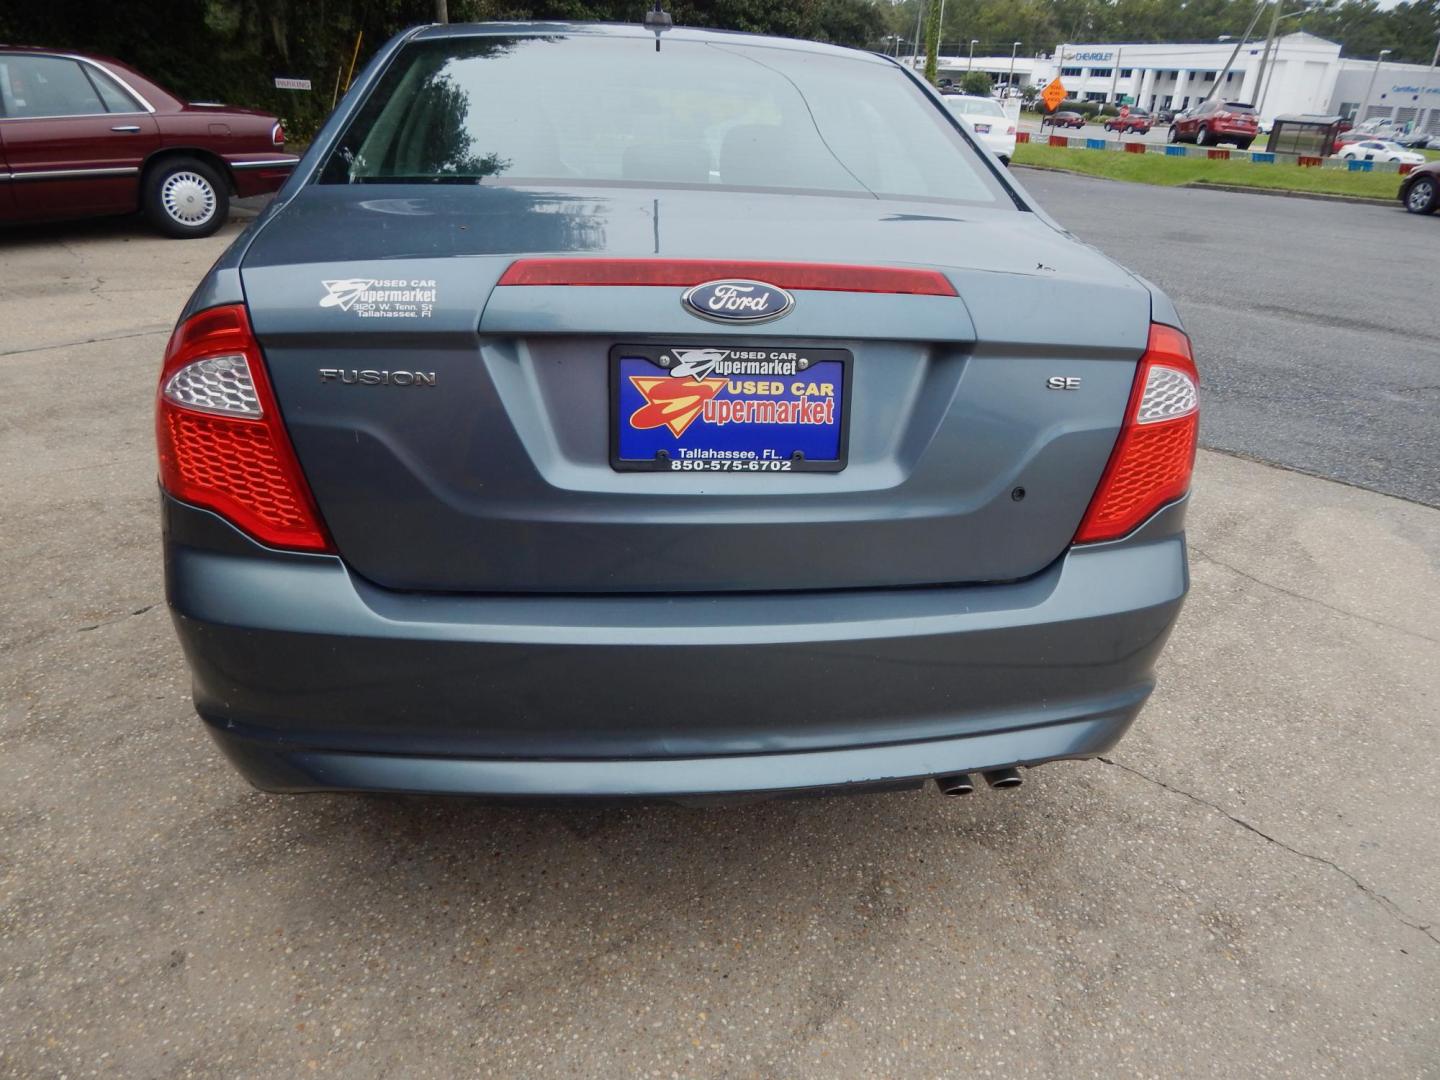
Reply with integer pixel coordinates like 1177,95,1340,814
644,1,672,51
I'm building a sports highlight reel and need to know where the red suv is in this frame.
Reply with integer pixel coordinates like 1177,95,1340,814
1168,99,1259,150
0,48,298,237
1104,108,1152,134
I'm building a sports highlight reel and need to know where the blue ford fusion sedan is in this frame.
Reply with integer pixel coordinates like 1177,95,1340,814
158,23,1196,799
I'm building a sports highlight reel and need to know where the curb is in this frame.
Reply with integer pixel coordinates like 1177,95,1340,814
1010,163,1127,182
1011,165,1400,207
1182,181,1398,207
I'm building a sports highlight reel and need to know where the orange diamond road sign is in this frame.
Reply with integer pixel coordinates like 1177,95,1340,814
1041,77,1067,112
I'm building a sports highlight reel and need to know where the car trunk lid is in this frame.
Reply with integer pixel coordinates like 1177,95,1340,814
240,185,1149,593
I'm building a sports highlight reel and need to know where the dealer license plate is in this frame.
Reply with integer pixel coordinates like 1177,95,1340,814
611,345,851,472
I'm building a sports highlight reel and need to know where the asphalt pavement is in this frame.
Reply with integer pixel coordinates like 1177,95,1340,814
2,198,1439,1078
1017,168,1440,507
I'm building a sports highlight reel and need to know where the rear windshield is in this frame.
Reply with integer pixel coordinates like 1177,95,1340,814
318,35,1006,205
1224,103,1257,114
945,98,1005,118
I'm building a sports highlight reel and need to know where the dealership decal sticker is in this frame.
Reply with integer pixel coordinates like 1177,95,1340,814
320,278,437,319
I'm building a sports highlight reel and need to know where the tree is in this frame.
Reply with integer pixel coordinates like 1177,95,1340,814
2,0,1433,148
923,0,942,83
959,70,994,95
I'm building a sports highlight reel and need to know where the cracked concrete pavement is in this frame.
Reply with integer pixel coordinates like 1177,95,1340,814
2,204,1438,1078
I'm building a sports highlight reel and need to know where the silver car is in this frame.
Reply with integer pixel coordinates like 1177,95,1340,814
158,23,1197,800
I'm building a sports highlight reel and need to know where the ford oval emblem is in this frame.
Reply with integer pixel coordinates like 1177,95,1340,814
681,279,794,324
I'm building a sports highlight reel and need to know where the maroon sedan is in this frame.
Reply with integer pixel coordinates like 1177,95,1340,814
0,48,298,237
1104,109,1152,135
1044,110,1087,130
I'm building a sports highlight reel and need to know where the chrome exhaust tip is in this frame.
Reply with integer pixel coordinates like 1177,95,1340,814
935,772,976,796
983,767,1023,789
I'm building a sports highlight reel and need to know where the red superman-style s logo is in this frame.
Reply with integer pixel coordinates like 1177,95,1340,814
628,376,726,438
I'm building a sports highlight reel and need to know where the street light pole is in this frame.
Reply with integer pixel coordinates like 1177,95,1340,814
1008,41,1021,94
967,39,978,73
1206,0,1267,105
1419,33,1439,133
1256,9,1306,113
1361,48,1393,125
1253,0,1282,107
911,1,925,70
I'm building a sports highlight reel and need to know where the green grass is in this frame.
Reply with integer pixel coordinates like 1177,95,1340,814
1012,141,1407,200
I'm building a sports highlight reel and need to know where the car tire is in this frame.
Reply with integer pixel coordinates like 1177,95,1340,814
1237,139,1253,151
1197,125,1211,146
1168,126,1179,143
142,156,229,239
1405,176,1438,215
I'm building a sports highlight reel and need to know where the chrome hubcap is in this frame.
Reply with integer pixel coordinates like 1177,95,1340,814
1409,181,1433,211
161,171,217,226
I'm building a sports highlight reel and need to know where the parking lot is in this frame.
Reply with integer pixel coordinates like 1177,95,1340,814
1019,169,1440,506
3,177,1438,1077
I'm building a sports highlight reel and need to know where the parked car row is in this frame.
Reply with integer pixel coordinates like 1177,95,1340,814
0,47,297,237
1333,139,1428,166
1344,118,1440,151
1041,99,1265,151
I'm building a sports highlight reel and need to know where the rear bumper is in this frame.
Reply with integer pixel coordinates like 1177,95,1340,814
982,133,1018,160
227,157,299,198
165,496,1188,798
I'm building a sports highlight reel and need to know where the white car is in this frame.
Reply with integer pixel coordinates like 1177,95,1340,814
942,94,1017,163
1336,140,1427,165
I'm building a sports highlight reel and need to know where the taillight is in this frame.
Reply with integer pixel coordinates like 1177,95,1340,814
1074,323,1198,544
271,121,285,146
156,304,332,553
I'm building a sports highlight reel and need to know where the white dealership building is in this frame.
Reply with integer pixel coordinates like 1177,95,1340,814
912,32,1440,133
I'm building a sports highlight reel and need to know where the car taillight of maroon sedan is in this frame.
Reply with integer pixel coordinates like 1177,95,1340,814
0,48,299,237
